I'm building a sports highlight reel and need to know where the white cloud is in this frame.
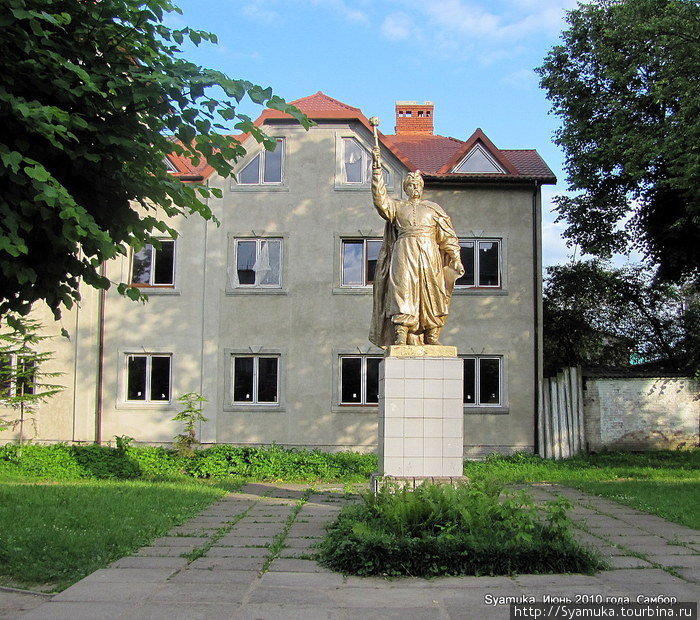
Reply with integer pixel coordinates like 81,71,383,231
500,67,538,89
307,0,370,25
242,2,282,24
381,12,415,41
377,0,575,63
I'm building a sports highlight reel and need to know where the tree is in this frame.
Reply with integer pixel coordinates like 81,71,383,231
543,260,699,376
0,0,311,318
538,0,700,284
0,315,63,443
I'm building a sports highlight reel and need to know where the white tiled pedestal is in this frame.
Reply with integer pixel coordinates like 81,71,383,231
376,352,464,479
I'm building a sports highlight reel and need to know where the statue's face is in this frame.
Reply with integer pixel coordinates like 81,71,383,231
403,174,423,199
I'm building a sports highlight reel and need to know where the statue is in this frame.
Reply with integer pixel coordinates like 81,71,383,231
368,118,464,347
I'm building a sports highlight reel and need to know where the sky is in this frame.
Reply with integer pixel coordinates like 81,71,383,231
167,0,584,267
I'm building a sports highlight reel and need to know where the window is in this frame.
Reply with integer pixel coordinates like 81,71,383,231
0,355,35,398
340,355,380,405
341,138,389,186
125,354,171,402
232,355,279,404
232,238,282,288
341,239,382,287
456,239,501,288
462,356,502,406
131,240,175,287
238,139,284,184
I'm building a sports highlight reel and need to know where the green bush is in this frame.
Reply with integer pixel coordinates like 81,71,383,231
318,482,605,577
0,442,377,482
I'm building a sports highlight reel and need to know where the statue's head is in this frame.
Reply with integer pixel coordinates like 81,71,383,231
403,171,424,199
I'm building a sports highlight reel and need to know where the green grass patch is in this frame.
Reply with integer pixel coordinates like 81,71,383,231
318,482,605,577
574,481,700,530
464,451,700,530
0,477,237,592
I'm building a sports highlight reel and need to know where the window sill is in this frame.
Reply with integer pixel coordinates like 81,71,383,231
334,183,395,193
453,288,508,297
332,405,379,414
223,405,286,413
226,288,288,296
135,287,181,296
115,401,177,411
229,184,289,193
332,287,373,295
464,406,509,415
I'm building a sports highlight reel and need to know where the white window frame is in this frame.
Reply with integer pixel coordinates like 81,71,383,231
230,354,280,406
130,240,176,288
337,136,391,188
453,144,506,174
339,355,381,406
231,237,283,289
340,238,382,288
456,238,502,289
461,355,503,408
0,354,35,399
124,353,172,404
237,138,285,185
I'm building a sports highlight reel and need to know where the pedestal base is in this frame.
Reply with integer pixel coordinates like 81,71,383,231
377,355,464,478
371,474,470,493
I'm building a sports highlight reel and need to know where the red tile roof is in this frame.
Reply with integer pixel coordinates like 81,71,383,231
167,92,556,184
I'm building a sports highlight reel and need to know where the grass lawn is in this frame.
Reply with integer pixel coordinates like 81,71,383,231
0,475,241,592
464,450,700,530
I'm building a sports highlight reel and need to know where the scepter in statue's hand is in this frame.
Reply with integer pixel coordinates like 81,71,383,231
369,116,382,169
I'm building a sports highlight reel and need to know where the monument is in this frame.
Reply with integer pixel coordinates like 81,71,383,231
368,117,466,486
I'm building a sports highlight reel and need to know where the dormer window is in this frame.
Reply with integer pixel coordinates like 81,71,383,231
238,138,284,184
453,144,506,174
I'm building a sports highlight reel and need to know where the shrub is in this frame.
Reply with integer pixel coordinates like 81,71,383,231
318,482,605,577
0,442,377,482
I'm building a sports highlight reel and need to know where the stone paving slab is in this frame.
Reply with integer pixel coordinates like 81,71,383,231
10,482,700,620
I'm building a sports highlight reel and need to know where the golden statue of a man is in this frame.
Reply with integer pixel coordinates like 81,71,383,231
369,146,465,347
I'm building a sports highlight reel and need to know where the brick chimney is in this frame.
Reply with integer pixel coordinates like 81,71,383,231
395,101,434,135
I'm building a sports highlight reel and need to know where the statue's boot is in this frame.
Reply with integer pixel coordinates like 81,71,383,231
394,324,408,345
425,328,442,345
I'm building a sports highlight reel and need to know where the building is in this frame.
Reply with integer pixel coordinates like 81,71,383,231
0,93,556,457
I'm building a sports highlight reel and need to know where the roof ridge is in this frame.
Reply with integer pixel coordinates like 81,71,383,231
290,91,361,112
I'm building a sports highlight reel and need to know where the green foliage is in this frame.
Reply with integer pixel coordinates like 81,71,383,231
0,0,311,317
0,442,377,482
0,478,227,591
0,315,63,438
172,392,207,457
543,260,700,374
538,0,700,284
318,482,604,576
464,451,700,530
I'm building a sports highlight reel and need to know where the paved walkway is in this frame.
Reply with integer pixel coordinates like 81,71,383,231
4,482,699,619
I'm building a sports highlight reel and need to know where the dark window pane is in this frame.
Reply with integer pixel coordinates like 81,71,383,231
150,356,171,401
479,358,500,404
263,140,283,183
366,357,380,404
17,359,36,396
239,154,260,184
236,241,257,285
344,139,363,183
257,357,278,403
234,357,254,402
478,242,499,286
153,241,175,285
127,356,147,400
342,241,363,286
0,355,12,396
259,240,281,286
340,357,362,403
463,358,476,404
366,240,382,284
456,242,475,286
131,246,153,284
